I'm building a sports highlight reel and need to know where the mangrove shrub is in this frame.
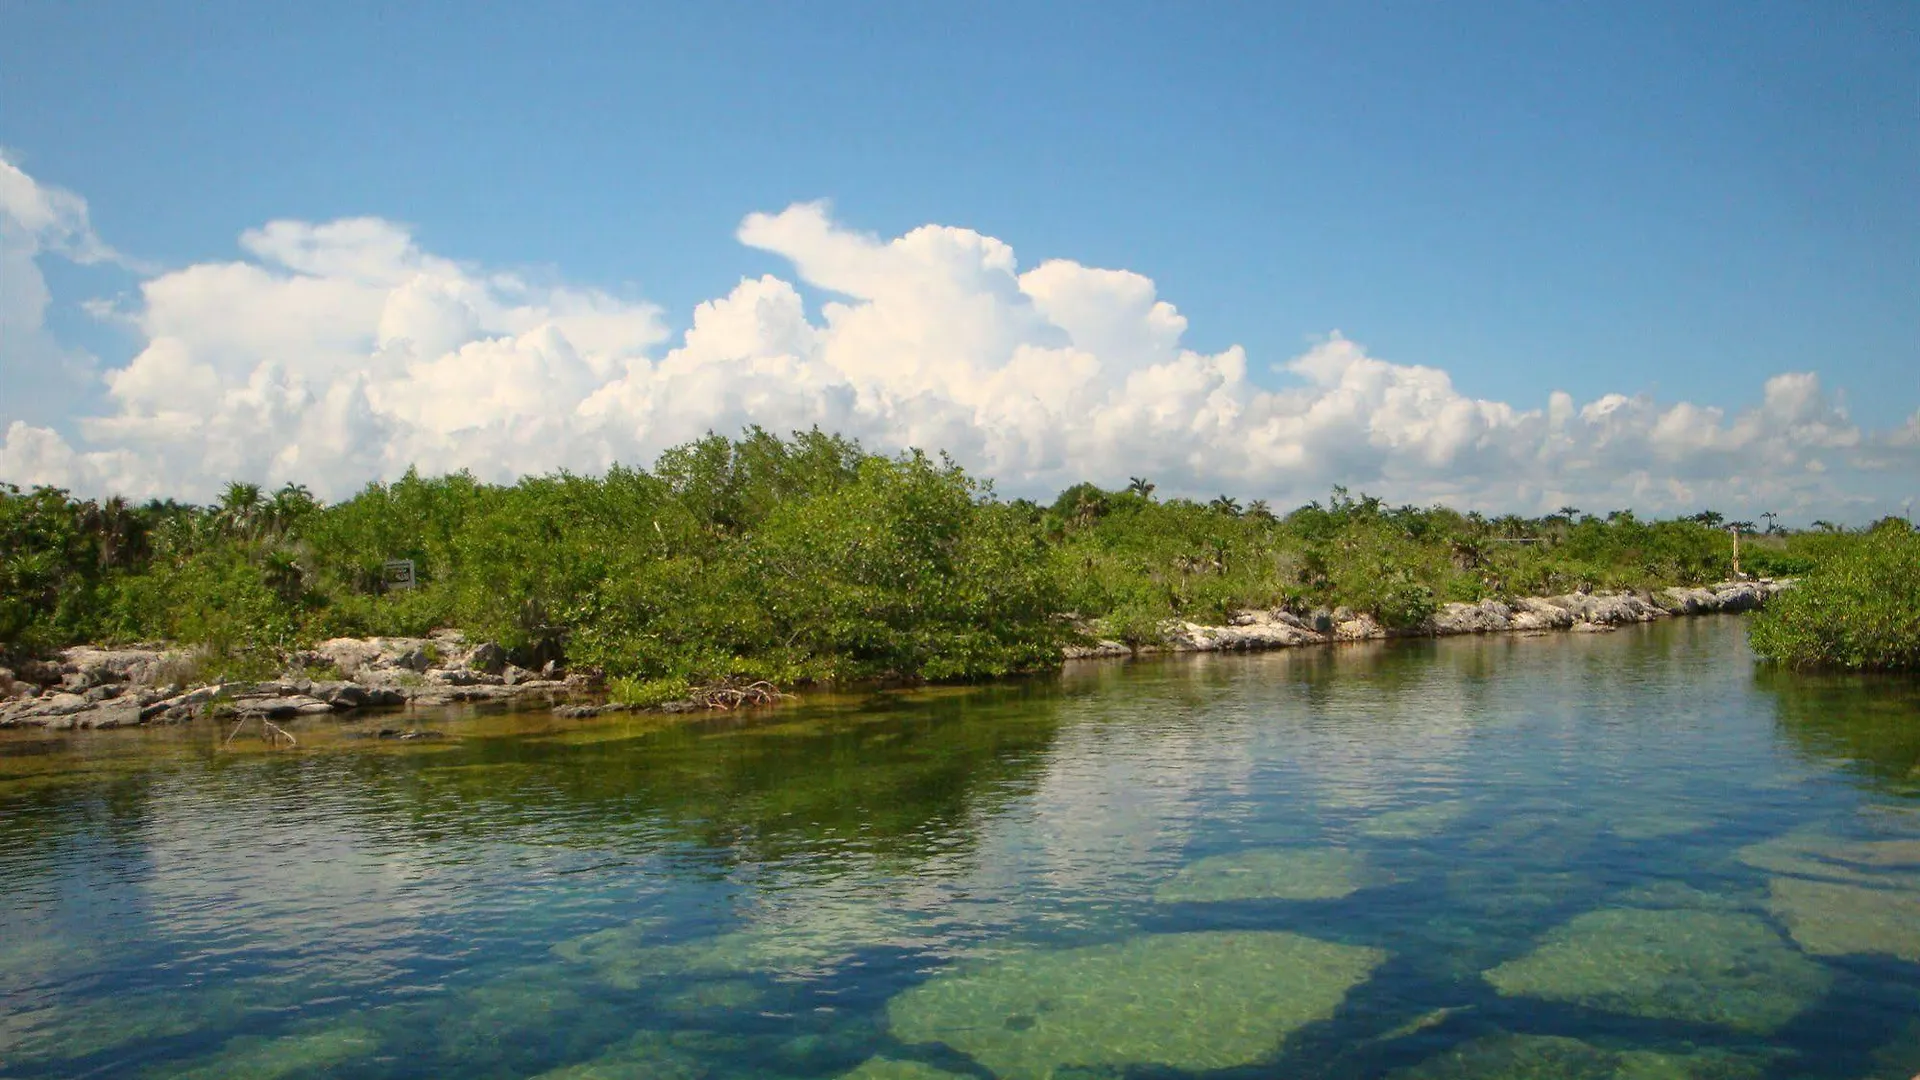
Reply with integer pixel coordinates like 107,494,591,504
1749,520,1920,672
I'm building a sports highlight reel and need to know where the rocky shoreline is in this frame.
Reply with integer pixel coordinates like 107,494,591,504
1,581,1787,733
1063,580,1788,660
0,630,592,731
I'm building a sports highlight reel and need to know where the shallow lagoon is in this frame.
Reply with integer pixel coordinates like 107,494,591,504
3,618,1918,1079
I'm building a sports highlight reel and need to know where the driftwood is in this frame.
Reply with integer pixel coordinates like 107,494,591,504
223,715,297,747
689,679,791,711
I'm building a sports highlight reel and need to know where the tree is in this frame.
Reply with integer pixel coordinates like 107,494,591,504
1246,499,1275,523
1126,477,1156,499
81,495,148,570
1760,511,1779,535
216,482,266,539
1208,495,1242,517
263,483,320,537
1691,510,1725,529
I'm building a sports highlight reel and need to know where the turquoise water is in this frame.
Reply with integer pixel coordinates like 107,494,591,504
3,617,1918,1078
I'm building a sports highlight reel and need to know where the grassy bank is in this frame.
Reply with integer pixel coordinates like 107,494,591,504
1,428,1895,684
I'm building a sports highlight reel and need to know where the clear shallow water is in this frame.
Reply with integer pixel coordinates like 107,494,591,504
2,618,1918,1079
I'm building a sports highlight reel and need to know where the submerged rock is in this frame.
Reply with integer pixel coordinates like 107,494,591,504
837,1058,973,1080
1612,881,1761,913
885,930,1387,1080
1154,846,1392,903
1356,800,1472,839
1389,1033,1774,1079
656,978,766,1013
1482,908,1830,1033
1767,877,1920,963
527,1029,710,1080
1736,831,1920,889
552,915,882,986
149,1024,380,1080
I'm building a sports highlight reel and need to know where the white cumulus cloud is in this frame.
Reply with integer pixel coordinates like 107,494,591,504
0,164,1915,521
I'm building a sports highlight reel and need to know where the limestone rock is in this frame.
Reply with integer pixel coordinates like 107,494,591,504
233,695,336,718
886,930,1387,1080
72,701,143,729
1389,1033,1774,1079
1155,847,1392,903
1509,598,1576,631
1483,907,1829,1033
1428,600,1514,635
466,641,507,675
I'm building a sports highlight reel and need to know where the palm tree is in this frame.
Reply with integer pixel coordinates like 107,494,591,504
81,495,147,570
1555,505,1581,523
1760,511,1779,534
216,481,265,539
261,548,307,606
1126,477,1156,499
1246,499,1275,523
1209,495,1242,517
264,483,319,536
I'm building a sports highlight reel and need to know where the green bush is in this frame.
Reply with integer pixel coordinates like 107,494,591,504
9,429,1904,690
1749,522,1920,672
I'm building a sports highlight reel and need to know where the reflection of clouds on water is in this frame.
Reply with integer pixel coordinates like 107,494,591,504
136,779,457,992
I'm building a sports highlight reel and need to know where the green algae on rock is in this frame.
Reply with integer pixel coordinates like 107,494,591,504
837,1057,974,1080
1482,909,1830,1033
1768,876,1920,962
425,965,632,1073
1356,800,1473,840
528,1029,726,1080
1735,832,1920,890
1388,1033,1773,1079
886,930,1386,1080
155,1025,382,1080
1153,846,1391,903
1613,881,1762,913
658,977,768,1013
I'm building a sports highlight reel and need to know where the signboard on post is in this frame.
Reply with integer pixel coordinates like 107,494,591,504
383,559,416,592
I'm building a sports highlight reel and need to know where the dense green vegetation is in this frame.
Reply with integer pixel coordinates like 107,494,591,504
1748,519,1920,672
0,428,1894,684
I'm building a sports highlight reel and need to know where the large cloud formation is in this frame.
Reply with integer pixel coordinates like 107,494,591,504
1,158,1914,518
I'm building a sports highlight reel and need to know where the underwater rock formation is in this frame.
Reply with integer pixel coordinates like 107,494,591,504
1482,908,1830,1033
1768,877,1920,963
1389,1032,1774,1079
156,1025,382,1080
886,930,1386,1079
1356,799,1472,839
1154,846,1391,903
837,1058,973,1080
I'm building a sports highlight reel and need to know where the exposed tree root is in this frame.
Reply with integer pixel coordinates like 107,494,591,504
690,679,791,711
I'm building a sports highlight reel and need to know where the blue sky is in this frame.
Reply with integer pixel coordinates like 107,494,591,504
1,1,1915,516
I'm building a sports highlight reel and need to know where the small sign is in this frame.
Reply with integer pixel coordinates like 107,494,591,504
382,559,416,591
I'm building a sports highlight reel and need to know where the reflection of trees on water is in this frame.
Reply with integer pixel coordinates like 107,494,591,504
280,681,1073,875
1758,667,1920,790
